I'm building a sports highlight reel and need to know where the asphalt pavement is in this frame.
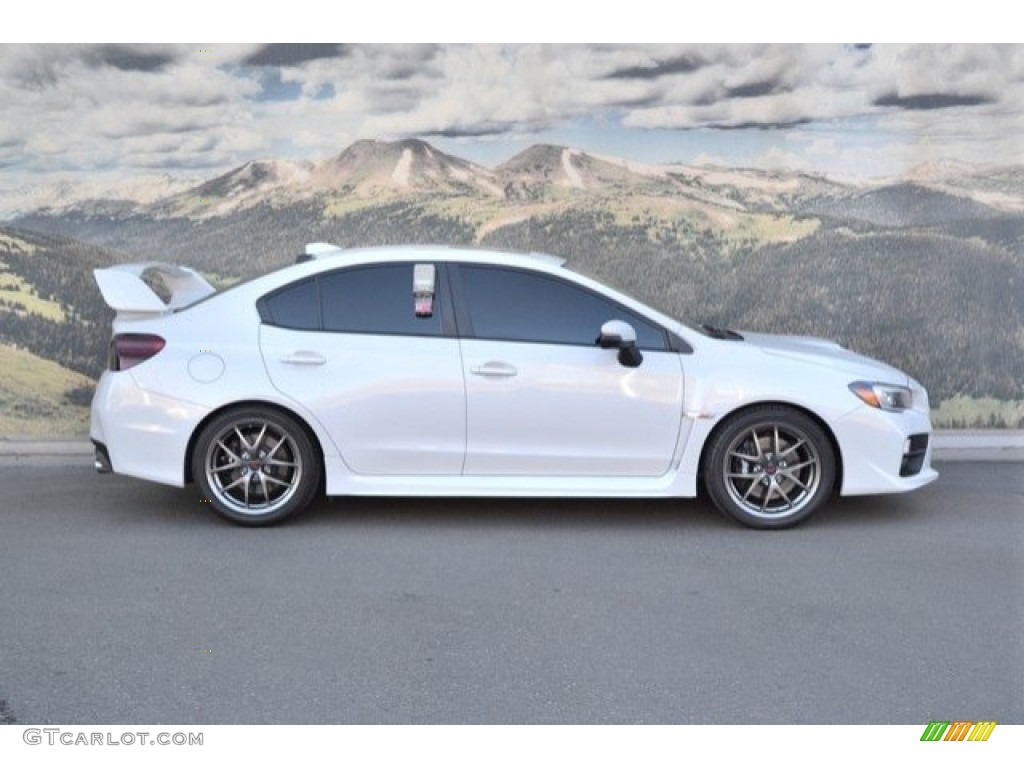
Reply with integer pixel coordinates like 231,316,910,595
0,461,1021,724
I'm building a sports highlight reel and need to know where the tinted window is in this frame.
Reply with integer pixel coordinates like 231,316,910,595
459,266,667,349
261,279,319,330
320,264,443,337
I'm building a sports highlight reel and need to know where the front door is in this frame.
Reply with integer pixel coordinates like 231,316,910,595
453,264,684,476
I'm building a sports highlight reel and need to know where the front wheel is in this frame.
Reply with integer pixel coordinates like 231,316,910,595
192,407,321,526
703,406,836,529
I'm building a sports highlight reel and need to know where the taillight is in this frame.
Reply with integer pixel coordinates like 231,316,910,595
109,334,166,371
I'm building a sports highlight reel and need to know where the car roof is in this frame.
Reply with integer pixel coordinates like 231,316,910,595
211,244,576,309
300,243,567,270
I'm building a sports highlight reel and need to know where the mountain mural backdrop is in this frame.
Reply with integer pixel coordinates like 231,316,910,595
2,138,1023,435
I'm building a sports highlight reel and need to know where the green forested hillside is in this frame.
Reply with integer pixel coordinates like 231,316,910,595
479,211,1024,408
0,227,116,381
0,343,92,436
4,168,1024,433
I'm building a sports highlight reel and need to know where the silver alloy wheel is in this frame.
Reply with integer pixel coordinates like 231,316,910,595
721,422,822,520
203,417,303,516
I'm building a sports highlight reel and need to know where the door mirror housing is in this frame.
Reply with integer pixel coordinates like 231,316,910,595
599,320,643,368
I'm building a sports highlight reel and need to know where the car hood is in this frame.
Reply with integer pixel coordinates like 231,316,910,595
739,331,911,384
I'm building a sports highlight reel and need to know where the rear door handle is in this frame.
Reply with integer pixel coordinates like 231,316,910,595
470,362,518,378
280,350,327,366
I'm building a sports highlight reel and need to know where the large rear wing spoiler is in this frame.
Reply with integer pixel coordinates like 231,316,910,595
94,263,216,321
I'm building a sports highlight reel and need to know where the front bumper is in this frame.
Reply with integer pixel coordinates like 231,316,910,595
834,404,939,495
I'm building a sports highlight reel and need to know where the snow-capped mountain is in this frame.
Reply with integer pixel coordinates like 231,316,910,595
496,144,658,194
1,173,200,218
151,159,315,218
311,138,503,198
903,160,1024,213
4,137,1020,224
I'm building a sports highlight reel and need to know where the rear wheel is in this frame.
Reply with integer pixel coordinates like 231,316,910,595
192,406,320,526
704,406,835,529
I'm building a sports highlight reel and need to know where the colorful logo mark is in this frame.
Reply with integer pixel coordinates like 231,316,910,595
920,721,997,742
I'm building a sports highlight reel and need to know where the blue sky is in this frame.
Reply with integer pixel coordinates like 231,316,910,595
1,41,1021,207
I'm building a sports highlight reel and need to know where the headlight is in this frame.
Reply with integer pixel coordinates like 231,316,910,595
849,381,913,412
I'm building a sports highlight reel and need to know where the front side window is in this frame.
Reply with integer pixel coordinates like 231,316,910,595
458,265,667,349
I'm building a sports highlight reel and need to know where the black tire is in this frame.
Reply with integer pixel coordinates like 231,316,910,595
703,405,836,529
191,406,321,526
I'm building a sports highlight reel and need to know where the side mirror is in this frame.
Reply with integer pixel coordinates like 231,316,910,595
598,320,643,368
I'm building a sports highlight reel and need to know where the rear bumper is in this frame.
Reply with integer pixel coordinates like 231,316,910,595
89,371,208,487
92,440,112,473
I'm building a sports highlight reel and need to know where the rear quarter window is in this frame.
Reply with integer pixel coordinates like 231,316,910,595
258,279,319,330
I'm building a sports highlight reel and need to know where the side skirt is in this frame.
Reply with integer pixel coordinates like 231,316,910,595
322,457,699,498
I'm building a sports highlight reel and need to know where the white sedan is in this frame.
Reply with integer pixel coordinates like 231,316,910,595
90,243,937,528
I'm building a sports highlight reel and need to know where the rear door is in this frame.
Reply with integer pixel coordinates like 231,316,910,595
259,262,466,475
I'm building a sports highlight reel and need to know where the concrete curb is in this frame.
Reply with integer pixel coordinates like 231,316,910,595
0,439,94,467
930,431,1024,461
2,431,1022,465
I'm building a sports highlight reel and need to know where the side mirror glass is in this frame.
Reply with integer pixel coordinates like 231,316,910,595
599,320,643,368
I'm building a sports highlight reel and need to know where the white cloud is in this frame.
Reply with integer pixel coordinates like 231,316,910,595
0,43,1022,192
753,146,814,173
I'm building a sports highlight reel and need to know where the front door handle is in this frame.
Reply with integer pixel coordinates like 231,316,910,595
280,350,327,366
470,362,518,378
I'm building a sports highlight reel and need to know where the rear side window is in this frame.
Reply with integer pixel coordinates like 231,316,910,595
259,265,444,336
319,264,443,337
259,279,319,330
